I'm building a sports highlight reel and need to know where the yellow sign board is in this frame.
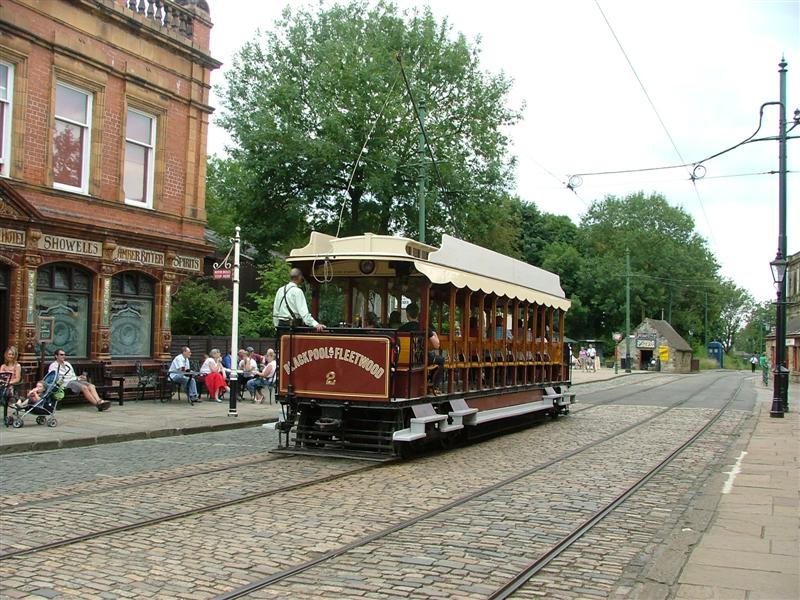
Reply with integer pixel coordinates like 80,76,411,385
658,346,669,362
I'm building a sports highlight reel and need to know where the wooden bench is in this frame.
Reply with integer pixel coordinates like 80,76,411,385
32,361,125,406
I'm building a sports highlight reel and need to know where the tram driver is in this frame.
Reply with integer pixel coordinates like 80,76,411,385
397,302,445,394
272,268,326,332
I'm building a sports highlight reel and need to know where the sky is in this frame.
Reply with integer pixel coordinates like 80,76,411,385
205,0,800,303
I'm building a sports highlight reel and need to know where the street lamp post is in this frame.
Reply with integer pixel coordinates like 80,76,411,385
770,253,788,418
769,58,790,417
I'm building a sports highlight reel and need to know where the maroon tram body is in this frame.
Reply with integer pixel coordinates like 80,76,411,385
272,233,575,458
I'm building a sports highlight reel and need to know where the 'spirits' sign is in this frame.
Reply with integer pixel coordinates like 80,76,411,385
279,334,391,400
0,227,25,247
173,255,201,272
38,234,102,257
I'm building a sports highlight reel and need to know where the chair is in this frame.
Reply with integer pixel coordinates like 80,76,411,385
134,361,159,402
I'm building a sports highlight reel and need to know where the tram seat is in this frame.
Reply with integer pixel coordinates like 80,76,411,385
544,386,570,407
397,336,410,367
392,403,447,442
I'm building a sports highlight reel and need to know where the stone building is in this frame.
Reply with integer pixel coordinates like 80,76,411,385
0,0,220,361
616,318,694,373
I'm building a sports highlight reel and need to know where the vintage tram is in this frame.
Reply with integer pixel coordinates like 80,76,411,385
270,232,574,458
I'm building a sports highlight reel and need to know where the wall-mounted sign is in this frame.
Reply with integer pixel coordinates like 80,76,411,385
38,234,102,257
658,345,670,362
173,255,201,272
113,246,165,267
636,333,657,349
39,316,55,343
0,227,25,247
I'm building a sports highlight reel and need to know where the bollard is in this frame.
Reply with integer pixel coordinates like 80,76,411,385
614,362,618,374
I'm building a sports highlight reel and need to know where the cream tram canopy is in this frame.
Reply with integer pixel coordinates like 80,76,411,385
289,232,571,311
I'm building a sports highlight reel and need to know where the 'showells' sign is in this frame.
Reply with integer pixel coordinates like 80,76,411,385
279,334,391,400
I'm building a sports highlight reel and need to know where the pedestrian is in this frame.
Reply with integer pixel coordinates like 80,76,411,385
587,344,597,372
759,353,769,386
272,267,325,331
1,346,23,423
750,354,758,373
49,349,111,411
578,347,588,371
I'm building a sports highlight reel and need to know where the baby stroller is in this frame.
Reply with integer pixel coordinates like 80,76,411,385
8,369,61,429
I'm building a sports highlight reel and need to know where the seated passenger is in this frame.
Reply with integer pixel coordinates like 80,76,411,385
397,303,445,393
388,310,402,329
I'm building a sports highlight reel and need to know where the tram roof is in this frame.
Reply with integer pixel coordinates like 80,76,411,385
289,232,571,310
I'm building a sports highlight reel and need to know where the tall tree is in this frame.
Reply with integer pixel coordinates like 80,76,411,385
573,191,721,344
215,0,521,255
712,280,755,352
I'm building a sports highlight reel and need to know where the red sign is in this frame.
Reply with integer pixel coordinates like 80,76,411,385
213,269,232,280
279,334,391,401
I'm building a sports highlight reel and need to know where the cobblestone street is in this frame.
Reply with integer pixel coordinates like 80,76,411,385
0,371,794,600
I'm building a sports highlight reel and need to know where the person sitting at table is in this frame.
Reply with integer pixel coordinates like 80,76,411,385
169,346,199,403
246,349,277,404
246,346,264,368
200,348,230,402
49,349,111,411
237,349,258,395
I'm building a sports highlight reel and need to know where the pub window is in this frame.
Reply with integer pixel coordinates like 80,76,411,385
0,61,12,177
53,82,92,193
124,108,156,209
110,271,154,357
36,263,92,358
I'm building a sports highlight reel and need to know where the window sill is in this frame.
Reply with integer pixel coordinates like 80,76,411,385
53,182,89,195
124,198,154,210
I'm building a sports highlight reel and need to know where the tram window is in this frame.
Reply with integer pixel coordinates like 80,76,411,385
318,282,345,326
351,278,384,327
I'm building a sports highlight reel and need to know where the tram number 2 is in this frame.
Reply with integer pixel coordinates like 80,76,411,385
325,371,336,386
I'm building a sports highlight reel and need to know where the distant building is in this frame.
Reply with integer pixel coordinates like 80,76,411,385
0,0,220,360
616,318,694,373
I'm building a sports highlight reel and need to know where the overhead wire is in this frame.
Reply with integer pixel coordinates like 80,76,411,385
335,71,401,239
593,0,716,244
530,157,590,209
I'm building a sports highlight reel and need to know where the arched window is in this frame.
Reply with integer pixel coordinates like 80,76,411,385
36,263,92,358
110,271,154,357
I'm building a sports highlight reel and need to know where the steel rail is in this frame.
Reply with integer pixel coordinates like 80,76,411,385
0,460,385,561
211,373,731,599
487,375,746,599
3,453,285,508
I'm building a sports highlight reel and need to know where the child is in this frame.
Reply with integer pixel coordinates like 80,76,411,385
14,381,44,409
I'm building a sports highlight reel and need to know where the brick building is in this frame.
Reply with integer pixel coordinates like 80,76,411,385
0,0,220,363
767,250,800,383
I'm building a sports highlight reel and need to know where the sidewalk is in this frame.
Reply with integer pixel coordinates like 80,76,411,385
0,397,281,455
674,380,799,600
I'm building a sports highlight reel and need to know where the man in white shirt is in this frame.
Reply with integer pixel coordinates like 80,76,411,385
49,349,111,411
272,268,325,331
169,346,198,402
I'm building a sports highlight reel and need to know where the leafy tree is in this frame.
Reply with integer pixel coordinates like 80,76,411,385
215,0,521,255
517,201,579,267
712,280,754,352
572,191,721,344
239,257,291,337
205,155,241,242
171,279,232,335
737,301,775,354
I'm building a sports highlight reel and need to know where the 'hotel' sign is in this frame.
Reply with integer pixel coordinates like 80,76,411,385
38,234,102,257
0,227,25,247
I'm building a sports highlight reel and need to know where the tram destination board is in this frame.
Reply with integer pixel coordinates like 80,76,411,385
279,334,391,400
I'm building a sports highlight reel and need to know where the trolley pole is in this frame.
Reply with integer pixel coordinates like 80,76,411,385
228,227,241,417
417,98,427,244
625,247,631,373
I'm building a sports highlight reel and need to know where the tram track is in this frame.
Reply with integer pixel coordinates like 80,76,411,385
2,373,682,509
487,375,746,599
210,373,735,599
0,373,728,570
0,452,284,508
